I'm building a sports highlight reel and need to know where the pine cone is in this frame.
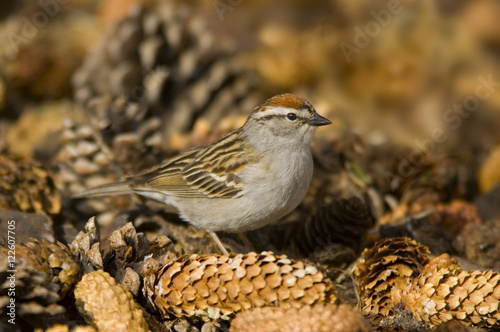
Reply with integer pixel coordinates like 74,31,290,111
0,239,81,321
144,251,336,322
354,237,430,327
72,2,259,142
54,119,119,195
401,254,500,328
378,200,482,255
108,222,174,296
454,218,500,270
74,270,149,332
70,217,175,281
0,153,61,214
355,238,500,330
70,217,104,272
289,196,373,267
229,304,371,332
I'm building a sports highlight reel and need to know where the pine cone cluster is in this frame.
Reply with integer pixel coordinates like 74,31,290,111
0,239,81,318
0,153,61,214
144,251,336,322
74,270,149,332
355,237,500,330
70,217,175,281
230,304,371,332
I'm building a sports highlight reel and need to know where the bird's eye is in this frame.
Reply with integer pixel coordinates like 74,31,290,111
286,113,298,121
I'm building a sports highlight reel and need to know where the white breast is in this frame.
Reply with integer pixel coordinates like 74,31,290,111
167,146,313,233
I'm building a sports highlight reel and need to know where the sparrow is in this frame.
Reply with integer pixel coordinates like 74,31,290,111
75,93,331,254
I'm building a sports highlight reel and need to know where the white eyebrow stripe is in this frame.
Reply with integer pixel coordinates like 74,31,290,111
253,107,298,119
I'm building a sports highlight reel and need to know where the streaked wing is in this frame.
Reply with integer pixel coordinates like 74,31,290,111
130,130,254,198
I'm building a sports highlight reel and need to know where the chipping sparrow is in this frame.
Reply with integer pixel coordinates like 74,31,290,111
75,93,331,254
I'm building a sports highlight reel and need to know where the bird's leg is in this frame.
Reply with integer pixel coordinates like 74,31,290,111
209,231,229,255
238,232,255,252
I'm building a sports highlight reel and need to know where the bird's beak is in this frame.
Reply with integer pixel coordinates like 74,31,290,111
307,113,331,126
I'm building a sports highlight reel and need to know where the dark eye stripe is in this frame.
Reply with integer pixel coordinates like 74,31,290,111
254,114,306,122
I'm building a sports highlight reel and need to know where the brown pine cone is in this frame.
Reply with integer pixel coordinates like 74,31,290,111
378,200,482,255
144,251,336,322
355,238,500,330
354,237,430,327
54,119,120,196
229,304,371,332
70,217,175,281
289,196,373,267
70,217,105,271
0,153,61,214
72,2,259,142
74,270,149,332
0,239,81,321
401,254,500,328
454,218,500,270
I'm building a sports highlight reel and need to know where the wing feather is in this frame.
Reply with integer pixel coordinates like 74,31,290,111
128,129,255,199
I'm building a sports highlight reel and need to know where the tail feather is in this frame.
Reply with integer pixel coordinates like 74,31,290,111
72,182,134,198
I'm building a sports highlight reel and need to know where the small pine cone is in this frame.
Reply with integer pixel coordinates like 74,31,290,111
0,239,81,319
144,251,336,321
108,222,175,296
109,222,152,264
53,116,162,218
54,119,119,194
70,217,104,271
71,216,176,281
74,270,149,332
354,237,430,327
229,304,371,332
400,254,500,328
289,196,373,264
0,153,61,214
